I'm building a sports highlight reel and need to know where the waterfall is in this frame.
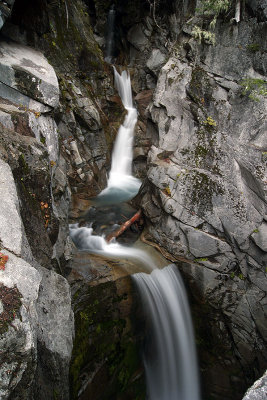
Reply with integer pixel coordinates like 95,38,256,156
105,5,117,64
70,67,200,399
133,265,200,400
91,68,141,206
108,68,139,184
69,223,155,271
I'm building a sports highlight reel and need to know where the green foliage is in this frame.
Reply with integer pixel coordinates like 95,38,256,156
195,257,209,262
240,78,267,101
230,271,245,280
192,26,215,45
18,154,30,174
246,43,260,53
193,0,231,44
198,0,230,16
203,116,217,127
40,135,46,144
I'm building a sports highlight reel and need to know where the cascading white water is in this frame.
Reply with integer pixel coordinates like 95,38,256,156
69,68,149,267
70,68,200,399
93,68,141,206
133,265,200,400
69,223,155,271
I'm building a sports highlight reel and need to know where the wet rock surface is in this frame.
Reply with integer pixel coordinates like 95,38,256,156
0,0,266,399
68,250,146,400
137,7,267,400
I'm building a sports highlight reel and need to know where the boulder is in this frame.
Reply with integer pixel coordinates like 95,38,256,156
32,267,74,400
0,40,59,108
146,49,166,75
127,23,149,51
242,371,267,400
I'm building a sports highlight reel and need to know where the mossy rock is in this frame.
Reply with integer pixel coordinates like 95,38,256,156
187,66,214,108
70,277,145,399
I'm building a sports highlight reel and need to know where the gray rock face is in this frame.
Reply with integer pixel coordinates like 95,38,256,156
0,158,74,399
0,159,40,399
0,40,60,166
36,268,74,359
242,371,267,399
0,251,41,400
0,0,135,398
251,222,267,252
0,159,23,255
146,49,166,75
127,23,149,51
139,9,267,400
32,267,74,400
0,41,59,108
246,0,267,21
0,37,74,398
28,114,59,162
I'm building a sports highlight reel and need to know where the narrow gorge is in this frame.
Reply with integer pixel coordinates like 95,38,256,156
0,0,266,400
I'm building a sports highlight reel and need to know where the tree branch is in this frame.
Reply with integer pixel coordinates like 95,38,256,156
106,210,142,242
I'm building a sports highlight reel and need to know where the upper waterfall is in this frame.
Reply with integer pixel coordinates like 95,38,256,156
104,4,117,64
113,68,134,110
91,67,141,206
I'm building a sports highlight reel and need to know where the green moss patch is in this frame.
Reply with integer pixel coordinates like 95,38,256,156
70,280,145,399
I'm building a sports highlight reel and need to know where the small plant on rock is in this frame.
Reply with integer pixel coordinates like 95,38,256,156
0,252,8,271
203,116,217,127
240,78,267,101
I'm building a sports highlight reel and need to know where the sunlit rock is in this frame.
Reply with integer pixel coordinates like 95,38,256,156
0,40,59,108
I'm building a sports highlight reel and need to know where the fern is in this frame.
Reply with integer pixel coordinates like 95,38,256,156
193,0,231,44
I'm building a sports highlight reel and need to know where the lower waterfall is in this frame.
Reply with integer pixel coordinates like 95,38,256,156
70,67,200,399
133,265,200,400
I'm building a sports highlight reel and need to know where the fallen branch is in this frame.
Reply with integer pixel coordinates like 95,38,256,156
106,209,142,243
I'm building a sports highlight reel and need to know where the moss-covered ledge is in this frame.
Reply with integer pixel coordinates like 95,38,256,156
68,252,146,400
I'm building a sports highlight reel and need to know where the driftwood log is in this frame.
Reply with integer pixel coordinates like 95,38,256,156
106,209,142,243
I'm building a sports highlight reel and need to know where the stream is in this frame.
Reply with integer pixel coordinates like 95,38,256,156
70,68,200,400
